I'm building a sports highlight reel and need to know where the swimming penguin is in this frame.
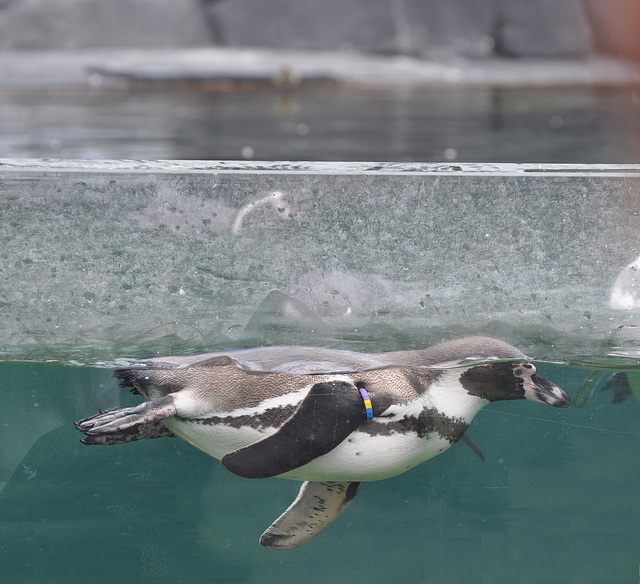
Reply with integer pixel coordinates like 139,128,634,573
75,336,570,550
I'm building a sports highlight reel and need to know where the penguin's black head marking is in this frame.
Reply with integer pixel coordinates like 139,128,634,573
460,362,570,408
460,362,526,402
512,363,533,378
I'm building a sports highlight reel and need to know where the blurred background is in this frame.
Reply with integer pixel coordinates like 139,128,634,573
0,0,639,162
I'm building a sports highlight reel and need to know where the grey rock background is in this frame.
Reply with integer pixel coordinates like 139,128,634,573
0,0,637,60
496,0,593,57
0,0,214,49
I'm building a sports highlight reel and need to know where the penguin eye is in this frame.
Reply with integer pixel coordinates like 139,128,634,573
513,364,536,378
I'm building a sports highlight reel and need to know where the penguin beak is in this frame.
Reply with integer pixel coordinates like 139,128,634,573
524,374,571,408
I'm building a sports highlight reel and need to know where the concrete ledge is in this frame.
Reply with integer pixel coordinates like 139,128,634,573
1,48,639,90
2,159,640,175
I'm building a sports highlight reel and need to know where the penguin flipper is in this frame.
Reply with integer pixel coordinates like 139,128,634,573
260,481,363,550
222,380,368,479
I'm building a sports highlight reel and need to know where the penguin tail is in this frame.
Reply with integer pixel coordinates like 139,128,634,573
113,369,143,395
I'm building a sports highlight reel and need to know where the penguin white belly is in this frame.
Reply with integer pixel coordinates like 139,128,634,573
163,418,267,461
280,430,454,482
164,418,455,482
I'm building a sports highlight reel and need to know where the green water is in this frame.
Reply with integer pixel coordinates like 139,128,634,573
1,360,638,583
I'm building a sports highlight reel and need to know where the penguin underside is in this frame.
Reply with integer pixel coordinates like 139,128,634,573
79,368,376,550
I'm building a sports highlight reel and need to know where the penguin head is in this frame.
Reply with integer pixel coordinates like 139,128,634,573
460,362,570,408
513,363,571,408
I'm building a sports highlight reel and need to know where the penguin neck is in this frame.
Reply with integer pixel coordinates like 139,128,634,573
422,369,490,423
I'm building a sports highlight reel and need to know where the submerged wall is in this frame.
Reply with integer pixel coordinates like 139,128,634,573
1,160,640,367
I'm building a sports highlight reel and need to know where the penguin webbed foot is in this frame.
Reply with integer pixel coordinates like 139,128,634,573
601,372,633,404
260,481,363,550
75,395,177,445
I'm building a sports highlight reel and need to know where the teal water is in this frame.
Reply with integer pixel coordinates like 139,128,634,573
1,360,638,583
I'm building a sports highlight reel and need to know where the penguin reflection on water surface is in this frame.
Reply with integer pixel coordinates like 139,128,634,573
76,336,570,550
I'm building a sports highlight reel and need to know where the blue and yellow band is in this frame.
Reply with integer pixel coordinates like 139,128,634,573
358,387,374,420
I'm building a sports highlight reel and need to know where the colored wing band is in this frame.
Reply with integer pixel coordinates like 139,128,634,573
358,387,374,420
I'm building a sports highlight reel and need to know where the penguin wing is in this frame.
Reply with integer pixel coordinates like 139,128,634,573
222,380,369,479
260,481,363,549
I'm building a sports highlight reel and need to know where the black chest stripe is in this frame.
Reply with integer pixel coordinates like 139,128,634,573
365,407,469,443
180,404,298,431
